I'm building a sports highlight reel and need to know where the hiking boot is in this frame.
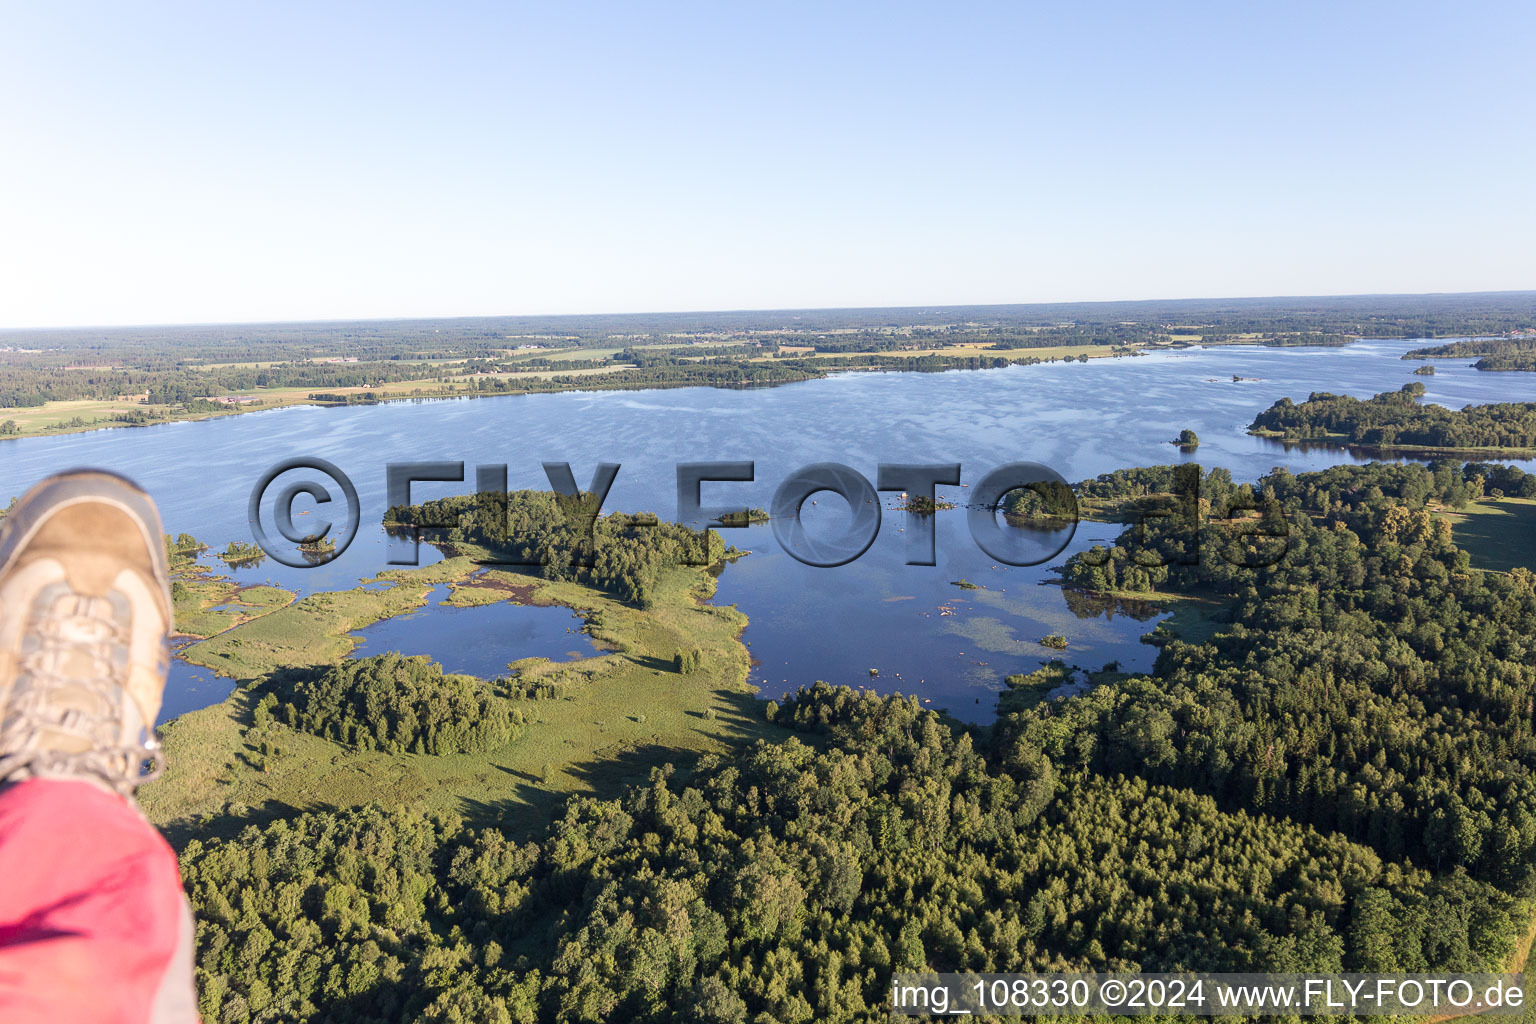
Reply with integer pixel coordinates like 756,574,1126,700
0,470,173,795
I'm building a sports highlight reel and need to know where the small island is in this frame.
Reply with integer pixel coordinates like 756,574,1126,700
1413,364,1437,375
218,539,265,566
717,507,770,526
1173,428,1200,449
898,495,957,514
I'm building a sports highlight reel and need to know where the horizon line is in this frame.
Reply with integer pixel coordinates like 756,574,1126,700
2,287,1533,335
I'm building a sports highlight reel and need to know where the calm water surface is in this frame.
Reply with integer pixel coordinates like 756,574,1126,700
348,583,598,675
3,339,1531,723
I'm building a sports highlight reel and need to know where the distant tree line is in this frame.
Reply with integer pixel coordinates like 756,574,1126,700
9,294,1534,415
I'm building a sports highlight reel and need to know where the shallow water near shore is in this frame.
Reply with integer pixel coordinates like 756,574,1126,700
347,583,599,676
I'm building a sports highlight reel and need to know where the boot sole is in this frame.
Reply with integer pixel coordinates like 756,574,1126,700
0,469,173,616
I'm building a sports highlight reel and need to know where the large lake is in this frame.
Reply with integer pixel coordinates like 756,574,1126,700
2,339,1531,723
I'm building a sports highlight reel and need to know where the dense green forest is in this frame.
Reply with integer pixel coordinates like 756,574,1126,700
1249,383,1536,450
1475,349,1536,371
179,682,1523,1023
1406,335,1536,371
1055,460,1536,883
383,489,724,608
272,654,527,756
169,455,1536,1023
1000,481,1078,522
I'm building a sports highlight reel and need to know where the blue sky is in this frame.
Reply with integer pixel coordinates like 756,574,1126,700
1,1,1531,327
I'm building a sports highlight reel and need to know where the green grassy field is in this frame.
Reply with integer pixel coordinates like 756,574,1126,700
0,398,170,434
907,342,1125,361
1438,497,1536,573
761,342,1129,363
140,558,772,845
503,345,629,362
448,364,633,383
1147,593,1231,645
170,561,294,639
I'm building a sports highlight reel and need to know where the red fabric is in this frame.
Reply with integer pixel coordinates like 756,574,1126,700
0,779,188,1024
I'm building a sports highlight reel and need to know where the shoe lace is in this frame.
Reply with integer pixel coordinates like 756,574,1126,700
0,588,163,795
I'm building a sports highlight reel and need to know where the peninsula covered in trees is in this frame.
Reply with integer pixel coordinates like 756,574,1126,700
1249,383,1536,452
384,489,725,608
1405,335,1536,371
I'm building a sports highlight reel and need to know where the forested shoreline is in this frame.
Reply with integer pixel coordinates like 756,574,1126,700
174,453,1536,1023
1249,384,1536,451
383,489,724,609
1406,336,1536,371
